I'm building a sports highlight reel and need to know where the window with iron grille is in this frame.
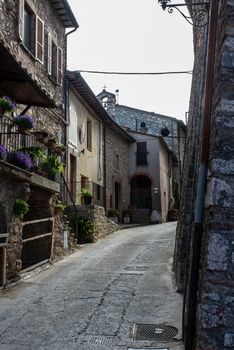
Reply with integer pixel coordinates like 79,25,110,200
136,142,148,165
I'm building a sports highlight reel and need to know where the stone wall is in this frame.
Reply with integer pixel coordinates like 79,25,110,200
115,105,180,158
0,0,65,104
66,205,120,243
175,1,234,348
105,128,130,219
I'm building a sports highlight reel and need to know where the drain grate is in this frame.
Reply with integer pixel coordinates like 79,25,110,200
89,336,114,345
132,323,178,342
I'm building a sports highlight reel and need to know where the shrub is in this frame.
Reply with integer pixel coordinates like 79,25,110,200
14,199,29,216
107,208,118,217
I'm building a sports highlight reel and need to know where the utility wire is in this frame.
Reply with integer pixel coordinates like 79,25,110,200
77,69,193,75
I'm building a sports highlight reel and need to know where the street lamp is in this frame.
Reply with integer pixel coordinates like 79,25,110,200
158,0,210,27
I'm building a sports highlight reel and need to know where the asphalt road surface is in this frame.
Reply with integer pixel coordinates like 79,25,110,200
0,222,184,350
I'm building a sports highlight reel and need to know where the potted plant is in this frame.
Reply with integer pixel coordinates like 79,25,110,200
53,143,66,156
0,96,16,115
34,129,49,143
46,134,56,149
122,208,132,224
13,114,34,134
8,151,33,172
20,146,46,172
13,198,30,217
107,208,119,223
80,188,93,205
0,144,7,161
54,202,67,215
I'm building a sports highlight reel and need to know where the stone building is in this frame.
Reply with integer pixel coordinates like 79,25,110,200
127,130,173,223
174,1,234,349
97,89,186,168
66,71,134,223
0,0,78,287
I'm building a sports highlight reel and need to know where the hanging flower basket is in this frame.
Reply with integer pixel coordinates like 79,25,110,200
0,96,16,115
13,115,34,134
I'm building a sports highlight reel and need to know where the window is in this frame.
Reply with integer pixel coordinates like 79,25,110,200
18,0,44,62
115,154,120,170
136,142,148,165
47,34,63,84
87,120,92,150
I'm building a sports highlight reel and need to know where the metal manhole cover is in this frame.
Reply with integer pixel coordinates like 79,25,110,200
132,323,178,341
89,336,114,345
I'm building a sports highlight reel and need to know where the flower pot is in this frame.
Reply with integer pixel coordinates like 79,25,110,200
123,216,130,224
0,106,6,115
83,196,92,205
18,126,30,135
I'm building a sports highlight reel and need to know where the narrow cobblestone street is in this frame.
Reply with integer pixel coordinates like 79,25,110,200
0,222,183,350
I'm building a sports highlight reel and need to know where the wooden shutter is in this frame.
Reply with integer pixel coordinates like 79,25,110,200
136,142,147,165
36,16,44,63
47,33,52,75
18,0,24,40
57,48,63,85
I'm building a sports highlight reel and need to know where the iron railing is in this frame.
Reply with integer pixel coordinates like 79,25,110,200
63,181,105,207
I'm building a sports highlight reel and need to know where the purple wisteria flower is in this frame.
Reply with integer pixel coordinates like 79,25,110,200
13,115,34,129
0,144,7,161
0,96,16,112
9,151,33,171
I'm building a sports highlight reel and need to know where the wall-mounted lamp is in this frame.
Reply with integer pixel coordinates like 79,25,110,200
158,0,210,27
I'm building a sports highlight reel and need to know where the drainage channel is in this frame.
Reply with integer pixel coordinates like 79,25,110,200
132,323,178,342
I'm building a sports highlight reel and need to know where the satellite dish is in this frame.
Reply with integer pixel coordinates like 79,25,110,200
161,127,170,137
79,123,86,144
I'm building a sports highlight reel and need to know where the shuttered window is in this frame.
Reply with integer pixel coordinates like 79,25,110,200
136,142,148,165
57,48,63,85
18,0,24,40
36,16,44,63
47,33,52,75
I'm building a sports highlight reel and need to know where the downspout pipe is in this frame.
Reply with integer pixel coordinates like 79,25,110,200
64,25,78,185
184,1,219,349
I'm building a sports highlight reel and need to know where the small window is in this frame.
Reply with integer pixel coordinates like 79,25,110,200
136,142,148,165
115,154,120,170
87,120,92,151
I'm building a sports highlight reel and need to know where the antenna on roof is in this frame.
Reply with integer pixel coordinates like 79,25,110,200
115,89,119,104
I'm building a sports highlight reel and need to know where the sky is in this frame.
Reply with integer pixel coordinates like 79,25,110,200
67,0,194,122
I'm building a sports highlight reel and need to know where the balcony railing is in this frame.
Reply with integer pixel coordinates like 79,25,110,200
60,180,105,207
0,117,63,182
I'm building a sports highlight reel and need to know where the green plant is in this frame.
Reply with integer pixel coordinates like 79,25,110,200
80,188,92,198
54,202,67,210
21,147,46,162
107,208,118,217
14,199,29,216
78,216,94,236
42,154,63,177
56,143,66,151
122,208,132,217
